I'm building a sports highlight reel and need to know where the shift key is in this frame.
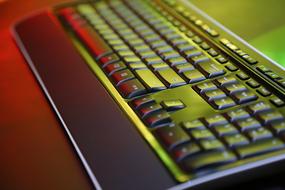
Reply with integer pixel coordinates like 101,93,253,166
135,69,166,91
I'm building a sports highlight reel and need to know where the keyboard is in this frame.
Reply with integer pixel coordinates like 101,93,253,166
57,0,285,185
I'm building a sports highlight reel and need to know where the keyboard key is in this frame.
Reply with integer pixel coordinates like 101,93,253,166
161,100,185,111
223,83,247,95
155,126,191,150
138,102,162,118
149,62,170,71
173,63,194,73
191,129,215,140
270,121,285,134
257,87,271,97
246,79,260,88
216,56,228,64
213,124,239,136
231,90,258,104
182,150,236,171
225,63,239,71
247,101,271,114
118,78,146,98
172,143,201,161
197,61,226,78
236,71,250,80
208,48,219,57
156,69,186,87
235,138,284,159
182,48,202,58
144,57,164,65
245,128,273,141
128,62,147,70
226,108,250,122
235,117,261,131
190,55,210,65
195,82,217,93
203,114,228,127
167,57,187,66
182,70,206,84
99,53,120,67
131,95,154,109
215,76,237,86
257,110,284,124
144,110,172,128
211,97,236,110
223,134,249,147
182,120,206,130
203,89,227,101
200,139,225,151
270,96,285,107
135,69,166,91
111,69,135,85
104,61,126,75
176,44,195,53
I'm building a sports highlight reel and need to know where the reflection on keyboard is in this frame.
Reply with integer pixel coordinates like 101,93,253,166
58,0,285,183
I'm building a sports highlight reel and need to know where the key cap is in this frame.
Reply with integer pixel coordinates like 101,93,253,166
182,48,202,58
235,117,261,131
167,57,187,66
208,48,219,57
270,121,285,134
191,129,215,140
182,70,206,84
257,111,284,124
257,87,271,97
157,69,186,87
123,56,141,64
131,95,154,109
223,83,247,94
138,102,163,118
160,51,180,60
99,53,120,67
236,71,250,80
104,61,126,75
223,134,249,147
161,100,185,111
245,128,273,141
172,143,201,162
246,79,260,88
203,114,228,127
247,101,271,114
270,96,285,107
197,61,226,78
149,62,169,71
235,138,284,159
144,57,164,65
195,82,217,93
138,51,157,59
215,76,237,86
213,124,239,136
128,62,147,70
118,79,146,98
182,120,206,130
200,139,225,151
111,69,135,86
203,89,227,101
174,63,194,73
225,63,239,71
135,69,166,91
182,150,236,171
155,126,191,150
226,108,250,122
211,97,236,110
144,110,172,128
232,90,258,104
190,55,210,65
176,44,195,53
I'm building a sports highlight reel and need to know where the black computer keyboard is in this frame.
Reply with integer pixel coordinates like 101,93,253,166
57,0,285,184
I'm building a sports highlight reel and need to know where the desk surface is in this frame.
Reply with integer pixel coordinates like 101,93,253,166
0,1,91,189
1,1,285,189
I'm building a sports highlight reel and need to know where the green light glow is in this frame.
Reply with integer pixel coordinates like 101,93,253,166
250,25,285,68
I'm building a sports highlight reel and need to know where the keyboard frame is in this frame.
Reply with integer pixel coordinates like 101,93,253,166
13,0,285,189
